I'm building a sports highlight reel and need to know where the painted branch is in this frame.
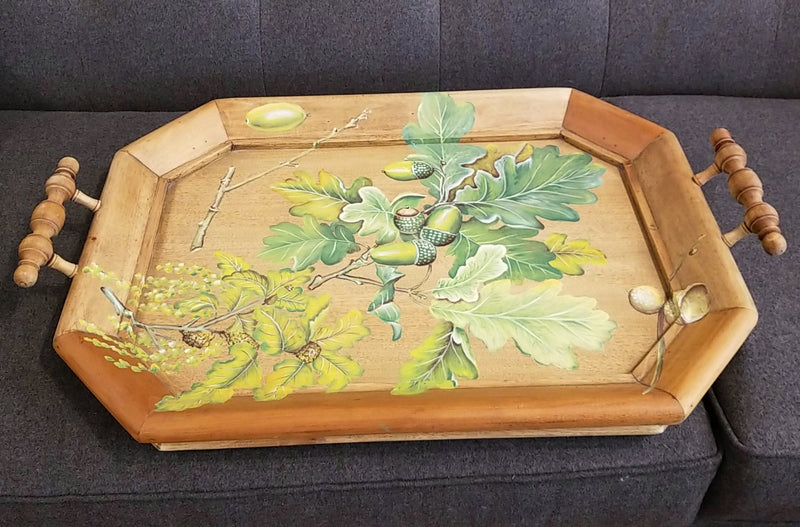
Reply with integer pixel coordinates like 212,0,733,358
190,166,235,252
189,109,370,251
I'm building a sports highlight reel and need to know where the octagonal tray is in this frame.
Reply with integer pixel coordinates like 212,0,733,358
15,89,786,450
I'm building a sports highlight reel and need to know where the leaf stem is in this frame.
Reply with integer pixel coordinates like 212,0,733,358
307,251,373,290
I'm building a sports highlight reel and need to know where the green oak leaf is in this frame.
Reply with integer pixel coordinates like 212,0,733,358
402,92,486,199
392,321,477,395
370,302,402,341
446,219,560,282
453,147,605,229
259,216,359,270
434,244,508,302
544,233,607,275
430,280,616,370
214,251,251,277
155,342,261,411
253,357,315,401
312,350,364,392
339,187,426,244
175,292,218,316
253,306,309,355
272,169,372,221
311,309,370,353
367,265,405,341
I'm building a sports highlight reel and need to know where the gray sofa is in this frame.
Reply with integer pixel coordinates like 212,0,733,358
1,2,798,525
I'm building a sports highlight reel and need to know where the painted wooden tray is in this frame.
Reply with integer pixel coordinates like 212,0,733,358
15,89,786,450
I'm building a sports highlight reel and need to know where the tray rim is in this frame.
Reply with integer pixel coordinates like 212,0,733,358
52,88,757,448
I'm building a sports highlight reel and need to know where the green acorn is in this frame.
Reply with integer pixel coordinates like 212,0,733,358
393,207,426,235
245,102,307,132
383,160,435,181
420,205,462,247
370,239,437,266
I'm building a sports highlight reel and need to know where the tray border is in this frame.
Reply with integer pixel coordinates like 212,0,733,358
52,88,756,448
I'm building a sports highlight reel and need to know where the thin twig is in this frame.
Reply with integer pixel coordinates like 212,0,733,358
190,166,235,252
189,109,370,251
308,251,373,290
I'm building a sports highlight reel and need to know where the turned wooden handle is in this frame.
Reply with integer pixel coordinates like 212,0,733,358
14,157,102,288
693,128,787,256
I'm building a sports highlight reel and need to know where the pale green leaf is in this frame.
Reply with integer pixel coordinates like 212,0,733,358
339,187,424,244
272,169,372,221
446,219,560,282
214,251,251,277
175,292,218,315
402,93,487,199
253,306,309,355
254,357,315,401
544,233,607,275
392,322,477,395
454,147,605,229
218,283,261,313
312,310,370,352
370,302,403,341
155,342,261,411
312,350,364,392
303,293,332,326
223,269,270,297
430,280,616,369
259,216,359,270
434,244,507,302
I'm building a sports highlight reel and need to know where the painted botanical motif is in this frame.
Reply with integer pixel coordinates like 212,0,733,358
83,92,618,411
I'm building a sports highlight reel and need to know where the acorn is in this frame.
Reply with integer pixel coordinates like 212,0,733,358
370,239,437,266
181,330,215,349
393,207,426,235
628,285,666,315
295,341,322,364
222,330,259,348
420,205,462,247
383,160,435,181
662,283,710,325
245,102,307,132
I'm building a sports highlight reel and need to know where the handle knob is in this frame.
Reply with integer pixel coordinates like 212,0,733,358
693,128,786,256
14,157,101,287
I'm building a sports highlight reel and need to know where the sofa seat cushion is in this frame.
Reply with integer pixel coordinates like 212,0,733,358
0,109,723,526
608,96,800,523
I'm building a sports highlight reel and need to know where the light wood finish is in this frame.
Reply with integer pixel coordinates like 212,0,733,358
155,425,669,451
55,152,163,337
33,89,770,448
694,128,787,255
14,157,99,287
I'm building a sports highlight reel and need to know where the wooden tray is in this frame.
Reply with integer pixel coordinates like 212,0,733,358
15,89,786,450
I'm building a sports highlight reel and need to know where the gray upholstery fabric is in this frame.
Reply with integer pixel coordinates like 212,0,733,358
607,96,800,523
439,0,608,94
259,0,440,96
604,1,800,98
1,110,720,526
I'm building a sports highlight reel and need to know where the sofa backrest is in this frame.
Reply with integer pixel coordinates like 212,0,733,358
2,0,798,111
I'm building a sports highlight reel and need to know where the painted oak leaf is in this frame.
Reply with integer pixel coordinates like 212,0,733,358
544,233,607,275
339,187,426,244
447,219,559,282
253,305,309,355
367,265,405,341
155,342,261,411
272,169,372,221
259,216,359,270
214,251,251,277
254,357,315,401
454,146,605,230
402,92,486,199
430,280,616,370
392,321,477,395
313,350,364,392
311,309,370,353
433,244,508,302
